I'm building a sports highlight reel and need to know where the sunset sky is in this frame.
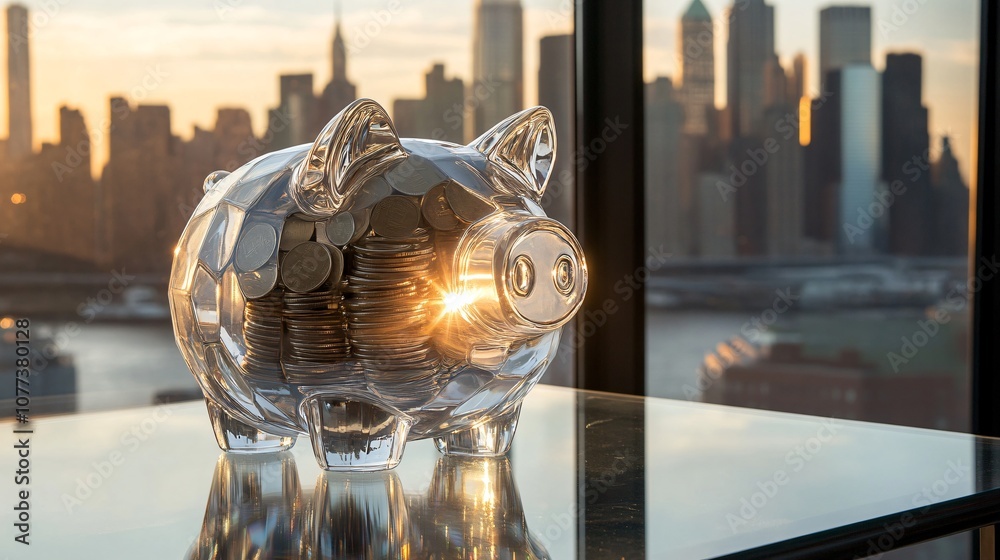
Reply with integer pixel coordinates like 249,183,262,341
2,0,980,184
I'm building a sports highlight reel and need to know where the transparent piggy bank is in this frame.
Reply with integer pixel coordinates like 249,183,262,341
169,99,586,470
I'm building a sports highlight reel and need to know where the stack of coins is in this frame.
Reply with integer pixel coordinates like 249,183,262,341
281,284,351,375
344,230,441,387
243,290,284,377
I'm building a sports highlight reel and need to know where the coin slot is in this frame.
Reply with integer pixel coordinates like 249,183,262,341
554,254,575,295
511,255,535,298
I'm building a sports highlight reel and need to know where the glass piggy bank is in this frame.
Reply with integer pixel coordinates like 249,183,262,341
169,99,586,470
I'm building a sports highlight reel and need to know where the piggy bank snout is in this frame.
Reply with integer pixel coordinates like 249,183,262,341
501,217,587,330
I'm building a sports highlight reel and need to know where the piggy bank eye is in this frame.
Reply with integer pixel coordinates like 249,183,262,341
470,106,556,202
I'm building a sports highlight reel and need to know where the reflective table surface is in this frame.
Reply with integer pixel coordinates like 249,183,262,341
3,385,1000,559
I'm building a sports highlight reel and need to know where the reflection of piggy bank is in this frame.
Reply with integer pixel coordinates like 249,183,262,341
169,99,586,470
186,453,550,559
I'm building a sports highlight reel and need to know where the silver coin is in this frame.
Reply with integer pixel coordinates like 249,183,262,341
325,213,355,246
238,265,279,299
385,157,446,196
421,184,461,231
328,245,345,285
281,242,333,293
353,176,392,209
235,223,277,272
279,216,316,251
371,196,421,239
444,181,495,223
350,208,371,243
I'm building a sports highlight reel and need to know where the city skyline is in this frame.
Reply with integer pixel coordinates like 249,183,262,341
0,0,977,183
0,0,572,173
645,0,979,185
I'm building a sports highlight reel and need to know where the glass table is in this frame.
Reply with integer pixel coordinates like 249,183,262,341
3,385,1000,559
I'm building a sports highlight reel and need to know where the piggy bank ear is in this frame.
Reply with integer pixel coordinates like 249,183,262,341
291,98,406,216
471,106,556,201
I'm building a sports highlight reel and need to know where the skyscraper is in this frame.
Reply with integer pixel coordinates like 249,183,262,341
763,104,803,257
391,63,464,143
59,106,89,176
266,73,318,150
819,6,871,85
538,34,574,230
471,0,523,137
645,77,687,256
679,0,714,136
930,136,969,256
883,53,930,256
838,64,882,254
788,53,807,102
726,0,774,139
7,4,32,159
319,15,357,124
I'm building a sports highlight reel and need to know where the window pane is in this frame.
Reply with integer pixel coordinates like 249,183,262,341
0,0,574,413
644,0,977,429
644,2,979,555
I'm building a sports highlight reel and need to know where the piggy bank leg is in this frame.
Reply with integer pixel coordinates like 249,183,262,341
434,403,521,457
207,400,296,453
303,396,411,471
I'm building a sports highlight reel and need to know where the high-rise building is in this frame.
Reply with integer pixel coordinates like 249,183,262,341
214,108,255,171
7,4,32,159
763,54,788,108
698,172,735,257
391,63,464,143
59,106,88,175
471,0,523,137
266,74,317,150
726,0,774,139
538,34,574,230
788,53,807,102
882,53,930,256
804,70,842,249
319,15,357,124
763,105,803,257
838,64,882,254
645,77,688,256
819,6,871,86
930,136,970,256
102,99,183,272
679,0,714,136
423,64,465,143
